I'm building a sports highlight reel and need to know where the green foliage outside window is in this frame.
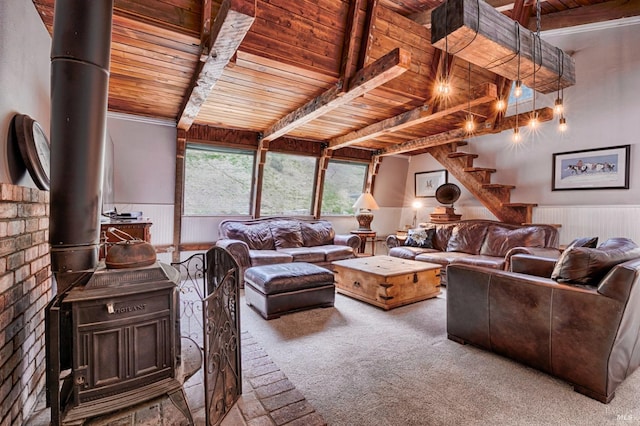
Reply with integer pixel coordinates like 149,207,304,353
321,161,367,215
261,152,316,216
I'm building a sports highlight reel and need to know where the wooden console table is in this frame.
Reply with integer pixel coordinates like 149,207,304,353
100,219,152,259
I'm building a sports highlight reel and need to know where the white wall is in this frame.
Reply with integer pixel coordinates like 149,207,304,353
0,0,51,186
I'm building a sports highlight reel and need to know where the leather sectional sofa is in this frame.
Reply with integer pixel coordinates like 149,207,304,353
215,217,360,284
447,237,640,403
386,220,560,285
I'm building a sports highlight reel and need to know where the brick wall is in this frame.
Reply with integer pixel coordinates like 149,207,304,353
0,183,51,425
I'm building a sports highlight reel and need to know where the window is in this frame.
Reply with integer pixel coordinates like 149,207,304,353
261,152,316,216
321,160,367,215
184,145,254,215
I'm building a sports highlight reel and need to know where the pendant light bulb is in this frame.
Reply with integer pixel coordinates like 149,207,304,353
464,114,475,133
496,99,506,111
512,127,521,143
437,80,451,95
554,98,564,115
529,113,539,129
559,117,568,132
514,81,523,98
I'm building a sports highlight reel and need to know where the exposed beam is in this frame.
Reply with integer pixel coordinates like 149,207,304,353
528,0,640,32
172,131,187,262
431,0,575,94
340,0,365,83
260,47,411,142
378,106,553,156
328,82,497,150
313,148,333,218
177,0,256,130
200,0,213,49
409,0,514,28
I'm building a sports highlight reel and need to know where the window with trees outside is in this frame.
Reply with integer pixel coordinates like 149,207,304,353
321,160,367,215
183,144,254,215
261,152,317,216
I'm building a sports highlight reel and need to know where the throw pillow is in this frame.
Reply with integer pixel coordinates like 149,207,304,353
446,223,489,255
404,228,435,249
565,236,598,250
551,238,640,285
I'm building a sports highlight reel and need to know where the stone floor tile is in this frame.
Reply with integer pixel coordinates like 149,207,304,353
270,401,315,426
244,362,279,378
253,379,295,400
246,415,276,426
247,370,287,389
260,389,305,412
220,405,248,426
236,391,268,419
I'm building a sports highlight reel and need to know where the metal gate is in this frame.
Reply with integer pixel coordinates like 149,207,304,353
172,246,242,425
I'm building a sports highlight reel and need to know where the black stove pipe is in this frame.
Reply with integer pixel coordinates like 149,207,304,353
49,0,114,292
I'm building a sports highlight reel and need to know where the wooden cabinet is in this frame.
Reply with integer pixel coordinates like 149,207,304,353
100,220,152,259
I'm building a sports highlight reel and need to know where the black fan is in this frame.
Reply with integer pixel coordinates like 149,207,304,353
435,183,461,208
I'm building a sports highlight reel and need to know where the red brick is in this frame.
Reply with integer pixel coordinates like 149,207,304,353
4,315,24,345
32,231,46,245
6,221,25,237
18,204,46,218
0,223,7,238
0,205,17,220
14,265,30,283
0,274,12,295
24,247,39,263
254,379,295,400
0,308,13,330
270,400,315,425
24,218,39,233
0,344,13,368
0,239,16,257
15,234,32,251
0,259,6,275
6,251,24,270
38,218,48,230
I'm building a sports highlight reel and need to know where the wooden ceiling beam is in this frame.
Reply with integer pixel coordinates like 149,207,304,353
340,0,365,83
378,106,553,156
328,82,497,150
177,0,256,131
431,0,575,94
528,0,640,32
260,47,411,143
409,0,515,28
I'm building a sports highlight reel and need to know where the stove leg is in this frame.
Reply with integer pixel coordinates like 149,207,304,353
168,388,194,425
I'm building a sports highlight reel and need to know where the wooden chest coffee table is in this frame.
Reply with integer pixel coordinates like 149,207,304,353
332,255,441,310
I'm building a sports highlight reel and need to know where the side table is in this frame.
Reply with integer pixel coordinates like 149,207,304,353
350,230,377,256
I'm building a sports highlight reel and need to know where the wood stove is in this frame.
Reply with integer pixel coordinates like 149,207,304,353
47,262,185,424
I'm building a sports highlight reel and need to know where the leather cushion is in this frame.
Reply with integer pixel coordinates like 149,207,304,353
245,263,334,295
404,228,435,248
566,236,599,249
446,223,489,255
269,220,304,249
300,221,335,247
480,226,546,257
306,245,354,262
389,246,436,260
551,238,640,285
249,250,293,266
277,247,325,263
223,222,274,250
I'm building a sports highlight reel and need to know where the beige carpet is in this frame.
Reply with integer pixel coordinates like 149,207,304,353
241,290,640,426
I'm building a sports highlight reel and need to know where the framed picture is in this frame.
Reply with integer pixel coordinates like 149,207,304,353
415,169,448,197
552,145,630,191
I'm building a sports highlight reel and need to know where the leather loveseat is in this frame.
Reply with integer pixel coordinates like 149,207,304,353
447,237,640,403
215,217,360,284
386,220,560,285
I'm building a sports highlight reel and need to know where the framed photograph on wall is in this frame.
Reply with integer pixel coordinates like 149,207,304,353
415,169,448,197
552,145,630,191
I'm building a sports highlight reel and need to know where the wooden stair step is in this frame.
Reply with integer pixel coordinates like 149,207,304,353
502,203,538,208
482,183,516,190
464,167,496,173
447,152,478,159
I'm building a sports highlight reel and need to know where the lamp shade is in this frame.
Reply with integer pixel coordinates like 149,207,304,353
353,192,379,211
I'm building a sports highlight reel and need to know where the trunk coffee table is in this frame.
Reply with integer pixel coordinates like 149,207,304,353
332,255,441,310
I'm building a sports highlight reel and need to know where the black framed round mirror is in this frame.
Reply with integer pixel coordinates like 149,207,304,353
12,113,51,191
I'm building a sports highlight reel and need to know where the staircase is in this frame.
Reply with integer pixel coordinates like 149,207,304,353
428,142,536,224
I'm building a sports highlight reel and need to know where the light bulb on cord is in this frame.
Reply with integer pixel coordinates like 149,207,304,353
559,116,568,132
496,99,506,111
437,79,451,95
514,81,523,98
554,98,564,115
464,114,475,133
529,113,539,129
512,127,521,143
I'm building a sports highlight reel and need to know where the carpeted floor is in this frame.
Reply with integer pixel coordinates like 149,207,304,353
240,290,640,426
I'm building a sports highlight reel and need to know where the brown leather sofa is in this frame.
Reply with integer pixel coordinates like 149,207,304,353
215,217,360,284
386,220,560,285
447,237,640,403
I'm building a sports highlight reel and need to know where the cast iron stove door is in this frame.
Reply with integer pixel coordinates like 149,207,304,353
204,247,242,425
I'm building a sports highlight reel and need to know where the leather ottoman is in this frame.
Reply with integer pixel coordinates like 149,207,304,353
244,263,335,320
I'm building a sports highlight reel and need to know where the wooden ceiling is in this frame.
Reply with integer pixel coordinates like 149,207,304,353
32,0,640,157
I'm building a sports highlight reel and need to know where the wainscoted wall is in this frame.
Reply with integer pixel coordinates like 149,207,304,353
0,184,51,424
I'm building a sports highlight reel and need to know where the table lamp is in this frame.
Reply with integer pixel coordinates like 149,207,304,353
353,192,379,230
